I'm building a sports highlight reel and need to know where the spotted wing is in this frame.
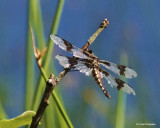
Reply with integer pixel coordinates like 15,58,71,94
99,68,135,95
99,60,137,78
50,34,90,59
55,55,93,76
56,55,111,98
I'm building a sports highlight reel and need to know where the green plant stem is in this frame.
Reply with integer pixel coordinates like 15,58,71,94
25,19,34,110
25,0,45,111
31,0,73,127
52,92,73,127
115,52,128,128
0,99,7,119
115,91,126,128
50,0,65,35
31,0,45,49
43,0,73,127
44,0,65,69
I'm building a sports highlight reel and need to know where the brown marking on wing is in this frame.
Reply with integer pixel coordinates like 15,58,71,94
117,65,126,76
68,57,78,67
82,59,94,69
82,50,97,60
115,78,125,90
92,67,111,99
62,38,73,52
99,68,109,77
100,60,111,67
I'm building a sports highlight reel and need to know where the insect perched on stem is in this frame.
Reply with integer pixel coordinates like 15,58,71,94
50,19,137,99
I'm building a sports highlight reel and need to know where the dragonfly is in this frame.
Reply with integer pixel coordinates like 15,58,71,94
50,34,137,99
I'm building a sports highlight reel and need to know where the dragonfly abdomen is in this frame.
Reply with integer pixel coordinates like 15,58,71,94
92,67,111,99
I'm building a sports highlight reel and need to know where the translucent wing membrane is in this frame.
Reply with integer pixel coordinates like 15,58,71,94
51,34,137,97
56,55,111,98
50,34,68,51
100,69,135,95
74,61,92,76
99,60,137,78
50,34,90,59
55,55,92,76
55,55,71,68
50,34,137,79
56,55,136,95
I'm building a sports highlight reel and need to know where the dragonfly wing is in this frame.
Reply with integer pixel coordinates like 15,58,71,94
99,60,137,78
50,34,90,59
100,68,136,95
55,55,92,76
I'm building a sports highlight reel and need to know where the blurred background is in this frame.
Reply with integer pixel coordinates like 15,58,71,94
0,0,160,128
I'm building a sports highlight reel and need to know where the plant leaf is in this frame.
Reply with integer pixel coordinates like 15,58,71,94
0,111,36,128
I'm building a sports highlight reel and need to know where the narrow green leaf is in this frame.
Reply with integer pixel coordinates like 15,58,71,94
0,99,7,119
25,25,34,110
27,0,73,127
30,0,45,50
32,0,73,127
115,52,128,128
25,0,46,110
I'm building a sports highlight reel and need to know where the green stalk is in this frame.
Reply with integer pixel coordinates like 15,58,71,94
52,91,73,127
49,0,65,35
25,4,34,110
0,99,7,119
32,0,65,108
48,0,73,126
30,0,73,127
115,52,128,128
30,0,45,49
25,0,45,111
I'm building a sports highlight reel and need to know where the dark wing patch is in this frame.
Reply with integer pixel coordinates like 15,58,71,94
115,78,125,90
100,68,135,95
55,55,93,76
117,65,126,76
63,39,73,52
99,60,137,78
50,34,90,59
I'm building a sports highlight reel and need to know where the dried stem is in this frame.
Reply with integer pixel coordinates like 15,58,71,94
30,74,56,128
30,25,73,127
29,69,72,128
29,25,48,80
